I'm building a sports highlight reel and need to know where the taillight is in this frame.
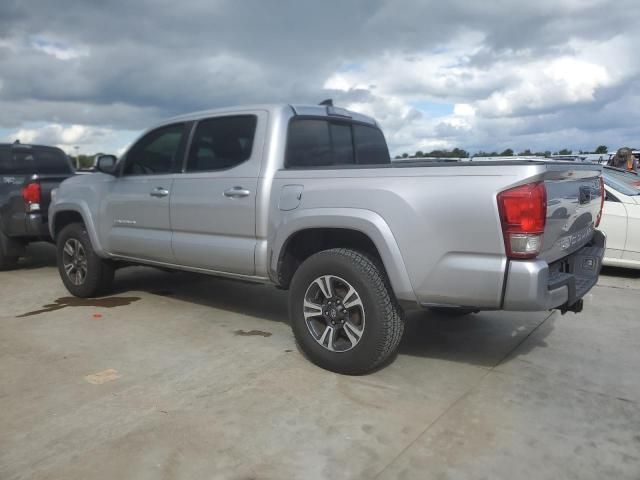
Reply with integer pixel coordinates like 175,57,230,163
497,182,547,259
21,182,41,212
595,177,604,228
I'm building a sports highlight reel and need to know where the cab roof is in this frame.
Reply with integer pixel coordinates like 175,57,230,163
155,103,378,129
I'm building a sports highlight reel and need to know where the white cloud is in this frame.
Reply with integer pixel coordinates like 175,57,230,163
322,21,640,154
31,37,88,60
453,104,475,117
2,0,640,155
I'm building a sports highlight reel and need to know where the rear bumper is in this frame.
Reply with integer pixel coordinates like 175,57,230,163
6,211,50,239
502,230,605,311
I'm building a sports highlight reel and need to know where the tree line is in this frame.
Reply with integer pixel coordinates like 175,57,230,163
394,145,609,160
70,154,104,169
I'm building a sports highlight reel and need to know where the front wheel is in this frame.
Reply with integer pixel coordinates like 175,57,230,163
57,223,114,297
289,248,404,375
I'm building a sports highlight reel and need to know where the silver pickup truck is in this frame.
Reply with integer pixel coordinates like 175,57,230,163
49,104,605,374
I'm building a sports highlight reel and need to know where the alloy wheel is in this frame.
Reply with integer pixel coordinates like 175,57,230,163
62,238,88,286
303,275,366,352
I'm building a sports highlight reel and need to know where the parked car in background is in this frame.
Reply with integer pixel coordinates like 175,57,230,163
0,142,75,269
49,103,605,374
600,167,640,269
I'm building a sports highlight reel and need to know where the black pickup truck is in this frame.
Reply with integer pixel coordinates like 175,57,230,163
0,142,75,269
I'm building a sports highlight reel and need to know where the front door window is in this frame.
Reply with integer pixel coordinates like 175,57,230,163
123,123,186,175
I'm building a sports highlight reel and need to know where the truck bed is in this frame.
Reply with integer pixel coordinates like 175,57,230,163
272,160,603,309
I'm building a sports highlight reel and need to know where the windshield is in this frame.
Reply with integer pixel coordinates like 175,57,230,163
604,169,640,196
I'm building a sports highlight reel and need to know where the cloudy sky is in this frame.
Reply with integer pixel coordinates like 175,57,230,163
1,0,639,157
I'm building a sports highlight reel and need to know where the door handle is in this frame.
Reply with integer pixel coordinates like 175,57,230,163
224,186,251,198
150,187,169,198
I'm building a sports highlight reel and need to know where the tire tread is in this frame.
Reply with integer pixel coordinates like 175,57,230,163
290,247,404,374
57,223,114,297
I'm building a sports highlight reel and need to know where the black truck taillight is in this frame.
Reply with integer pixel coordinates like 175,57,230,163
21,182,41,212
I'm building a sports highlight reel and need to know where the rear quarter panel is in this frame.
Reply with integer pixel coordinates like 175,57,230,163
269,164,546,307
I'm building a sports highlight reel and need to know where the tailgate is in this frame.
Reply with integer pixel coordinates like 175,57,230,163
541,164,602,263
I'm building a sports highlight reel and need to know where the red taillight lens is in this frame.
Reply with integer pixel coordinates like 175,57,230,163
497,182,547,259
21,182,41,212
595,176,604,228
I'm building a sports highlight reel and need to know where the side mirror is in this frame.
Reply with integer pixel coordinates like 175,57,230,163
95,154,117,174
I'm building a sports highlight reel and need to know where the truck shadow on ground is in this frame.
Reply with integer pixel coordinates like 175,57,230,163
16,242,58,269
398,309,555,368
112,266,555,369
601,266,640,278
113,266,291,325
21,242,555,369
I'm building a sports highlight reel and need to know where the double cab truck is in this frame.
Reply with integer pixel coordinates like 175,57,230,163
48,104,605,374
0,142,75,269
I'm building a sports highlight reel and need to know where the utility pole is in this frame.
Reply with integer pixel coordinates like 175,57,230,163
74,146,80,169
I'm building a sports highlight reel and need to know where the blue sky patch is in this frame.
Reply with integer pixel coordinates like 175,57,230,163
411,101,454,117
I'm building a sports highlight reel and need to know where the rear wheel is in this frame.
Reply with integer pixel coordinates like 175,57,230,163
289,248,404,375
57,223,114,297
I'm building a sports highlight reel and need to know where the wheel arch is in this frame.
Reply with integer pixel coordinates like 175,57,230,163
271,208,416,303
50,203,106,256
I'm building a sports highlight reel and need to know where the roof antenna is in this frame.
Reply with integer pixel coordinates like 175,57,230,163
319,99,333,107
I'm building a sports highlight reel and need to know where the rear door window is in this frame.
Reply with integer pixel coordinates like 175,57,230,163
186,115,257,172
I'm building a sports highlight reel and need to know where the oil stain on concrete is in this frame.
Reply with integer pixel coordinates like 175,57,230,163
233,329,272,337
16,296,141,318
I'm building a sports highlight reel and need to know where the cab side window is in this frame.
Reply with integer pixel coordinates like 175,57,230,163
353,124,390,165
285,118,390,168
286,119,334,167
123,123,186,176
186,115,257,172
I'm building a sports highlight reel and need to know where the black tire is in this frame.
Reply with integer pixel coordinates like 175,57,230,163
289,248,404,375
56,223,114,297
0,230,19,271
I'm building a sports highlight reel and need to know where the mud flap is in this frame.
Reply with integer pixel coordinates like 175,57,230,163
0,229,26,257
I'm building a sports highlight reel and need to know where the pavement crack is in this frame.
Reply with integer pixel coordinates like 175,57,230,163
373,368,492,479
493,310,556,368
374,311,555,479
575,387,639,405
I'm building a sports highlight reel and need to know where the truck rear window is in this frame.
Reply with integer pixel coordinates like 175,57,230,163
286,118,390,168
0,146,34,175
0,146,73,175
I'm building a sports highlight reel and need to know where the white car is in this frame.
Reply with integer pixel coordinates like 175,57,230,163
600,167,640,269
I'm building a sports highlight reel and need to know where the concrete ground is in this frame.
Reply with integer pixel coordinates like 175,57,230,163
1,243,639,480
